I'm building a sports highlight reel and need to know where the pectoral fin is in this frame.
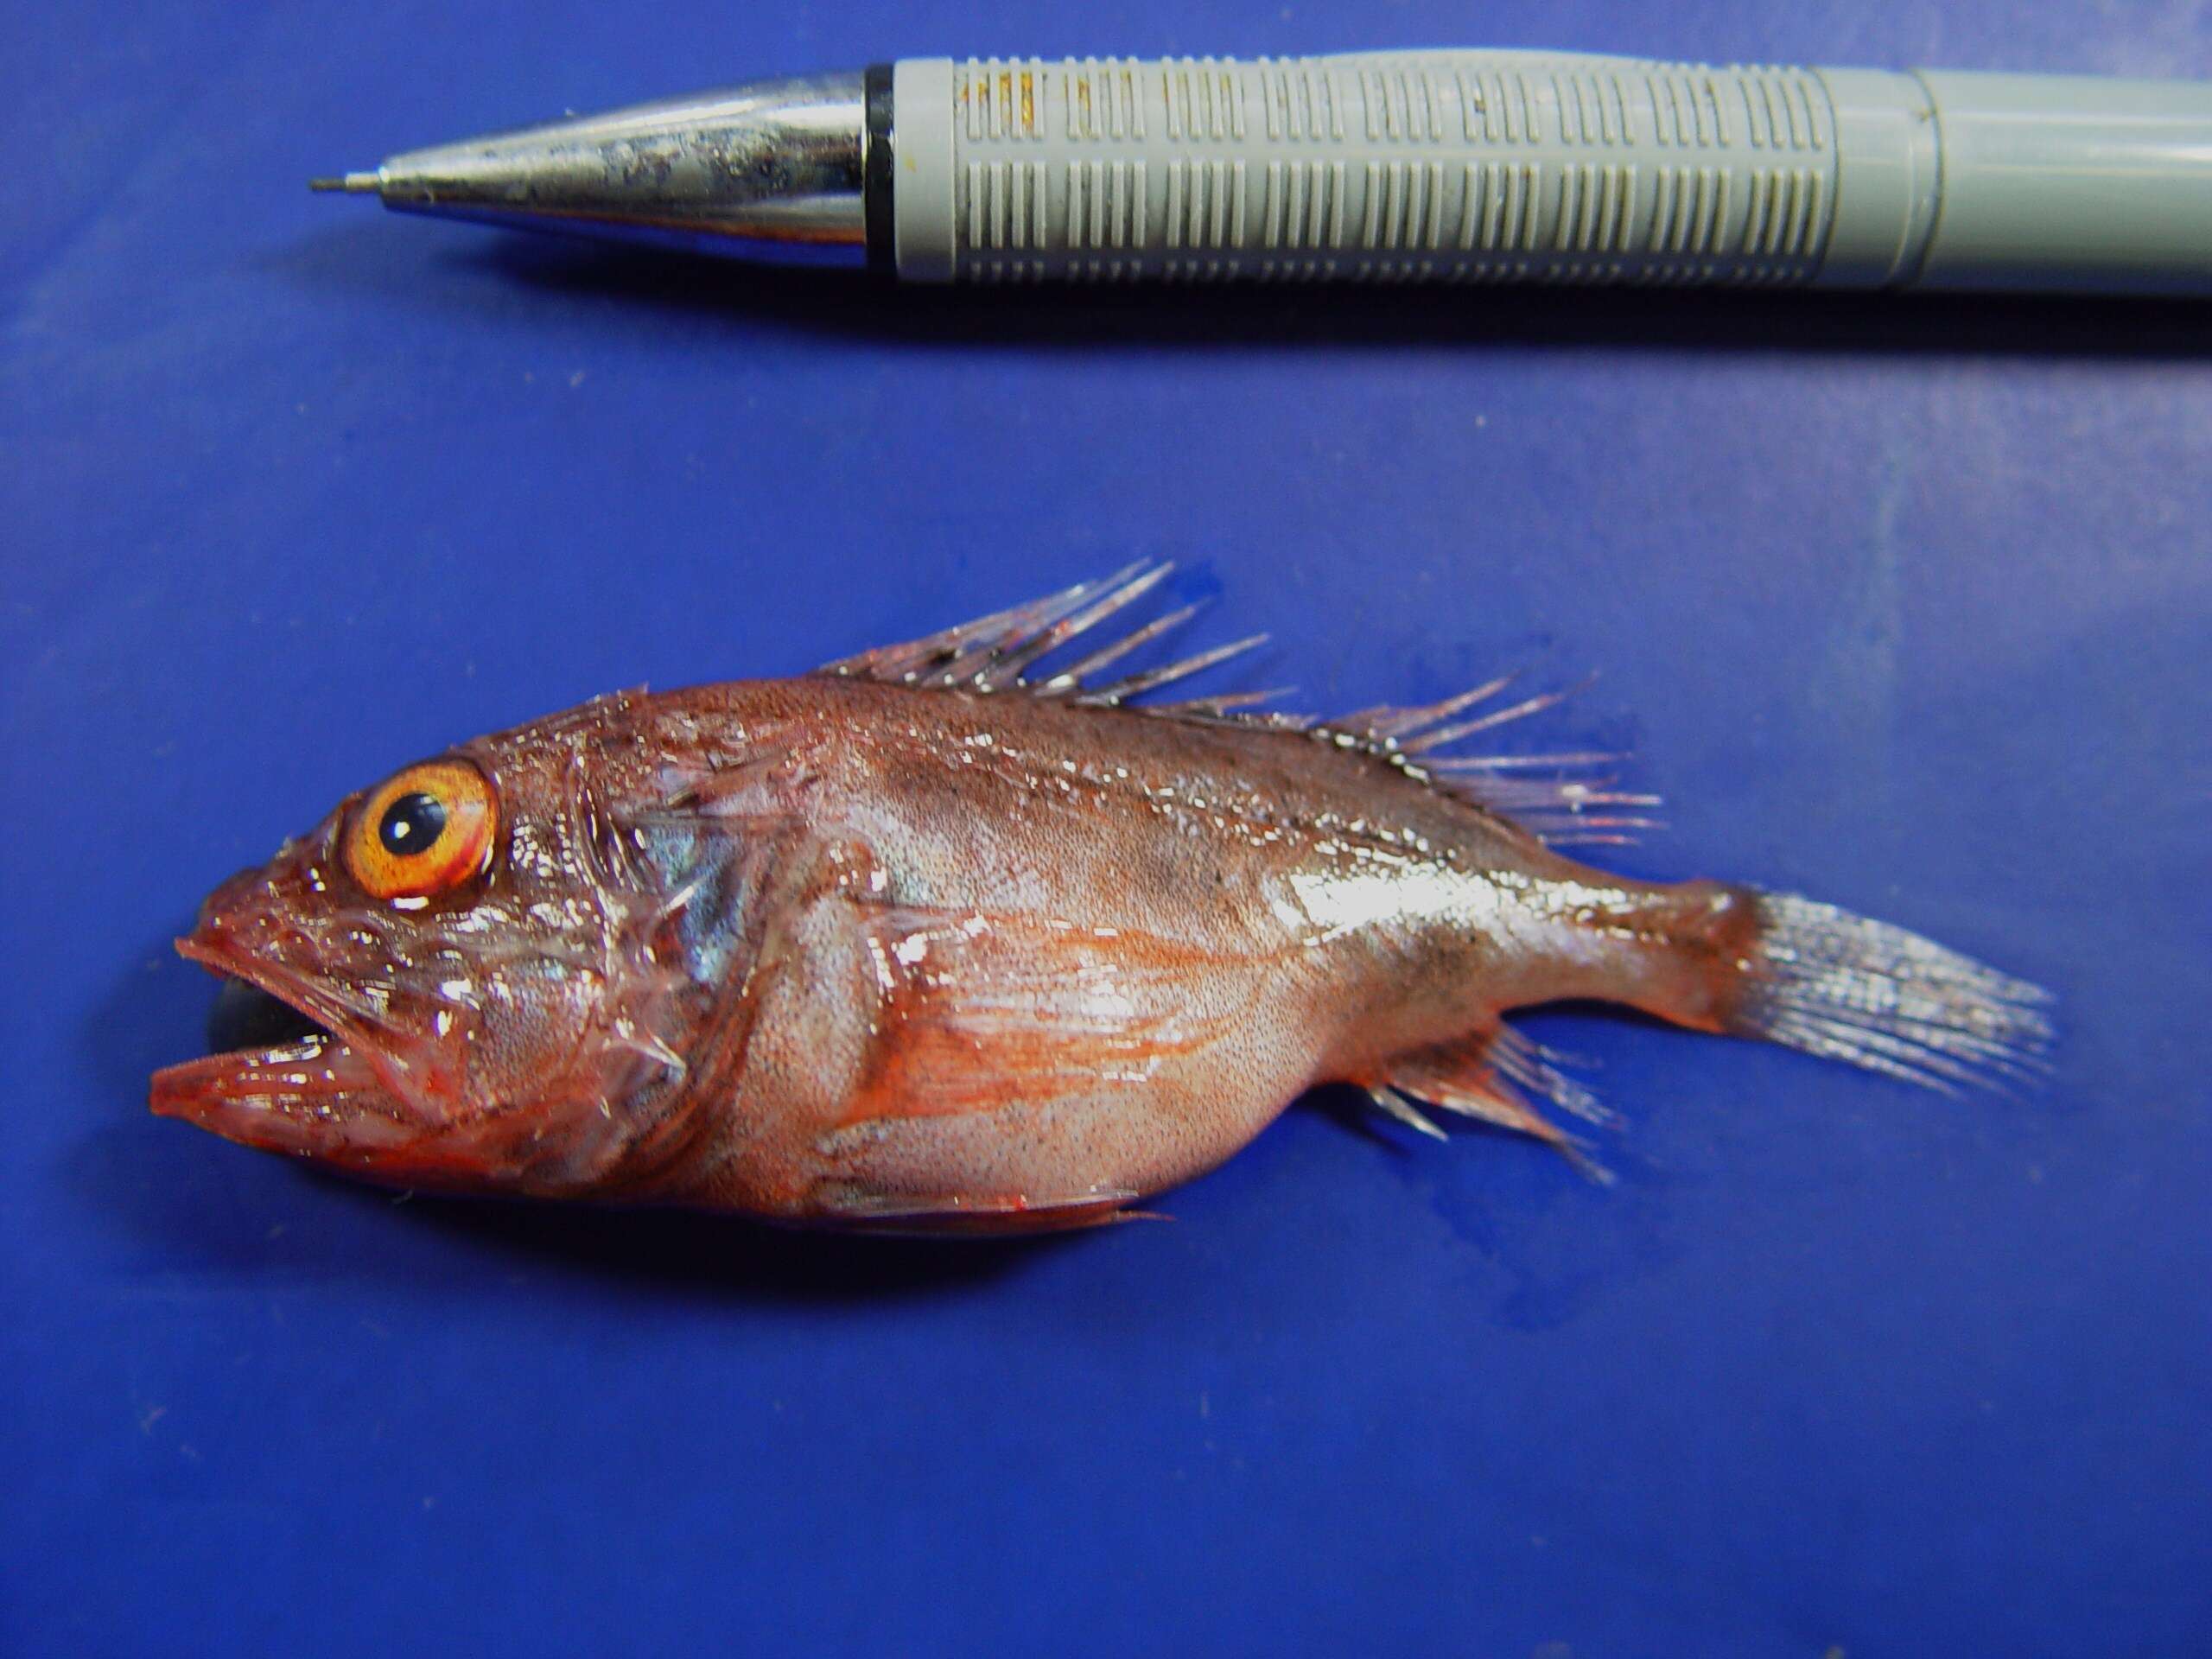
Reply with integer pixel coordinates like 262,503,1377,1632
837,903,1255,1128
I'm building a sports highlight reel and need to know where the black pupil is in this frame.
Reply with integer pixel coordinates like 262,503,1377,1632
378,791,448,857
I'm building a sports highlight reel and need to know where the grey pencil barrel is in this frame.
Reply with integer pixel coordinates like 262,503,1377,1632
1910,71,2212,293
325,51,2212,296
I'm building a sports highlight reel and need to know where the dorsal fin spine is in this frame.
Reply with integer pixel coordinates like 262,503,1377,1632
809,568,1654,848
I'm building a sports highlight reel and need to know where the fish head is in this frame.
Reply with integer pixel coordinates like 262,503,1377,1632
151,712,700,1194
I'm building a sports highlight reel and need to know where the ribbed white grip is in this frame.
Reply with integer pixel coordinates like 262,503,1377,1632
893,52,1848,287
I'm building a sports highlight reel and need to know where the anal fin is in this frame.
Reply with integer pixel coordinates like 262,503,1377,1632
1377,1026,1617,1184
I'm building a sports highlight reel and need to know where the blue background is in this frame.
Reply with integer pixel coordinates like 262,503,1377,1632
5,3,2209,1654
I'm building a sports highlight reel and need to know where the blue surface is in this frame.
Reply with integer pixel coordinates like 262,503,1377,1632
5,4,2209,1655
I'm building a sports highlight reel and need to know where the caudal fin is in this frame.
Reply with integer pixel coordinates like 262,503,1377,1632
1728,892,2054,1093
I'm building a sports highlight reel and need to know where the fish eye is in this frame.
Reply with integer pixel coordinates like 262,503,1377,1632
344,760,498,901
378,791,447,856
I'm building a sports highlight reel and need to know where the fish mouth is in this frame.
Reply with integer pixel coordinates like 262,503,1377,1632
149,934,416,1158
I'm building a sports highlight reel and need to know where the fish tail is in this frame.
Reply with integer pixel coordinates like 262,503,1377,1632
1713,889,2055,1093
1355,885,2047,1175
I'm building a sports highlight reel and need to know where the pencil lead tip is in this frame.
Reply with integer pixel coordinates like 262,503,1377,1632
308,172,380,194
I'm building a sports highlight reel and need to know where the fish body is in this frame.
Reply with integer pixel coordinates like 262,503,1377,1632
152,569,2050,1230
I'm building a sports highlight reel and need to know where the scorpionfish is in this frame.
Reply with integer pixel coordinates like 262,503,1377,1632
152,566,2050,1232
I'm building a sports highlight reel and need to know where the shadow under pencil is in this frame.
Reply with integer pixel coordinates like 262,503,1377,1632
472,235,2212,362
266,218,2212,362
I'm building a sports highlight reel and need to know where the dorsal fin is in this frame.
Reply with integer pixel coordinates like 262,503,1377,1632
817,561,1294,718
814,567,1657,847
1329,675,1662,849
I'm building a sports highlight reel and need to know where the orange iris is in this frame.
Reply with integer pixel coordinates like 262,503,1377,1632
343,760,499,901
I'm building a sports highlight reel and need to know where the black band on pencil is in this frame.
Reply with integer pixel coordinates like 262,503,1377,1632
863,63,895,276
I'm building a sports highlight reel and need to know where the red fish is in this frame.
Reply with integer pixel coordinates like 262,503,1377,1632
151,566,2050,1232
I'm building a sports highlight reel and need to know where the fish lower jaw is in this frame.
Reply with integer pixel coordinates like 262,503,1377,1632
149,1033,411,1154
